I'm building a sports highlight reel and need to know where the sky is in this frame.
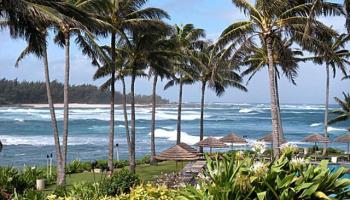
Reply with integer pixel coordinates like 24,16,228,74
0,0,348,104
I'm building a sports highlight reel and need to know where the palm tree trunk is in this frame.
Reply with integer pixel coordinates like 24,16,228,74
62,31,70,168
266,37,283,158
108,33,116,173
121,78,132,165
130,75,136,173
176,79,183,144
275,73,284,144
323,64,330,156
43,47,65,185
150,75,158,164
199,81,206,153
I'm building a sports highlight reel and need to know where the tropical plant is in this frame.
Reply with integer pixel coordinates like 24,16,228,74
216,0,342,157
329,92,350,131
93,0,169,173
305,34,350,155
181,152,350,200
193,41,247,152
164,24,205,144
7,0,87,186
117,184,179,200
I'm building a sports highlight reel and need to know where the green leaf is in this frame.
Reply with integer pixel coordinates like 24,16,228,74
314,191,332,200
257,191,266,200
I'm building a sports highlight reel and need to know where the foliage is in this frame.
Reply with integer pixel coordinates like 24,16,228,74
0,79,169,105
329,92,350,127
100,169,140,196
0,166,48,198
13,189,46,200
181,152,350,200
116,184,179,200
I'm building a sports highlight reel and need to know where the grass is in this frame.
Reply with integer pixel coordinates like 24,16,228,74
44,161,181,194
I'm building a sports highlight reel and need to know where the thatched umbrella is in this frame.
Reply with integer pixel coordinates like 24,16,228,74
155,144,200,161
302,133,329,161
197,137,227,153
258,133,286,144
220,133,247,149
335,134,350,159
178,143,199,154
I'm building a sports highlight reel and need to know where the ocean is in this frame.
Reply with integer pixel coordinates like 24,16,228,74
0,103,349,167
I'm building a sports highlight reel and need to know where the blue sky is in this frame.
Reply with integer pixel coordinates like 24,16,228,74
0,0,348,104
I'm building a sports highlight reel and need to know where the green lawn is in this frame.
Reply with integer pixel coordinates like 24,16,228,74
44,161,182,193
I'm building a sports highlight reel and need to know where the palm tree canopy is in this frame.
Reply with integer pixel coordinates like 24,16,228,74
329,92,350,126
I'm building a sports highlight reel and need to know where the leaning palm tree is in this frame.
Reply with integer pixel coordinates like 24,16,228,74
305,34,350,155
164,24,205,145
216,0,341,157
8,1,76,186
192,41,247,152
97,0,169,173
329,92,350,131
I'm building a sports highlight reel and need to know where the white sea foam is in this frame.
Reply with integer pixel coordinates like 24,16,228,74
0,135,108,146
310,123,322,127
151,129,200,145
239,108,258,113
328,127,347,132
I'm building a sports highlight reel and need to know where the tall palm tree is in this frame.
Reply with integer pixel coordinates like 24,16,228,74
192,42,247,152
97,0,169,173
52,0,107,169
147,32,176,164
329,92,350,131
216,0,341,157
7,0,80,186
164,24,205,144
305,34,350,155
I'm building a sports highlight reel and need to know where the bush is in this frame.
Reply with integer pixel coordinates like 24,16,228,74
181,152,350,200
117,184,179,200
13,189,46,200
100,169,140,196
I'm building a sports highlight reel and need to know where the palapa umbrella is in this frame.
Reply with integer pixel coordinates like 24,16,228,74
197,137,227,153
178,142,199,154
155,144,200,161
335,134,350,159
258,133,286,144
220,133,247,149
155,144,200,169
302,133,329,161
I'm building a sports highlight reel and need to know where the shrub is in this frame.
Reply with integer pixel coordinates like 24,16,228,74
116,184,179,200
100,169,140,196
181,152,350,200
13,189,46,200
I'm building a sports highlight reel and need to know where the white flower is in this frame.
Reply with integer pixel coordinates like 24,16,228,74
251,141,266,155
290,157,308,169
280,143,298,154
250,161,268,176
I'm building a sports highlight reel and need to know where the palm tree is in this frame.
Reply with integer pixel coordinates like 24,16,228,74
8,0,74,186
305,34,350,155
329,92,350,131
192,42,247,152
95,0,169,173
52,0,107,169
217,0,341,157
164,24,205,145
147,32,176,164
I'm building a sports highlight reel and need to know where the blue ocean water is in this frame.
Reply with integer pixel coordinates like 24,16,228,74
0,103,349,167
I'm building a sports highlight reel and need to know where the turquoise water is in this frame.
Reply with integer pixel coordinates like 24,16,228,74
0,103,349,167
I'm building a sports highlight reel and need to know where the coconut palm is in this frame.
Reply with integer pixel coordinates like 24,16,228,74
329,92,350,131
217,0,341,157
148,34,177,164
96,0,169,173
305,34,350,155
7,0,81,186
52,0,109,169
192,42,247,152
164,24,205,145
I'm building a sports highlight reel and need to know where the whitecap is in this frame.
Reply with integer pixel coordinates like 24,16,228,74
239,108,255,113
150,129,200,145
328,127,347,132
310,123,322,127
